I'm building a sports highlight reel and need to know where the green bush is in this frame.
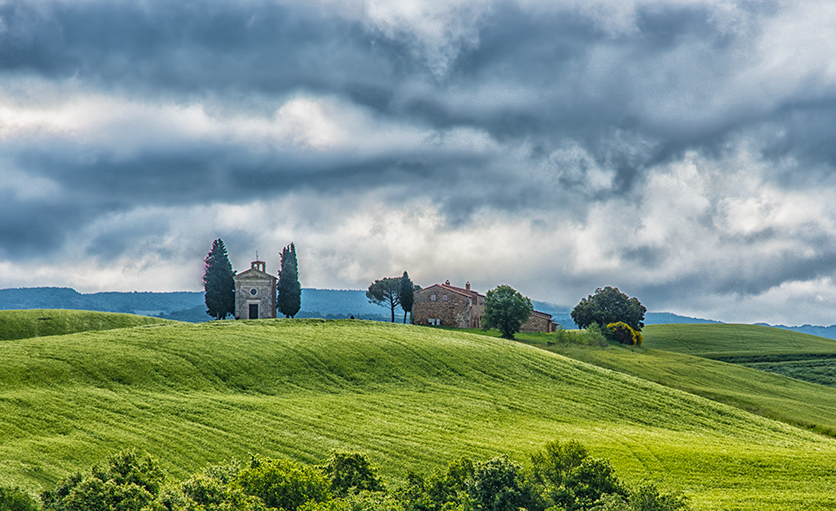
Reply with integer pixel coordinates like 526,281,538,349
300,491,404,511
398,458,474,511
592,484,689,511
41,450,165,511
553,327,608,347
530,440,588,488
320,452,385,497
153,462,266,511
605,323,643,347
0,486,40,511
466,455,540,511
235,456,331,510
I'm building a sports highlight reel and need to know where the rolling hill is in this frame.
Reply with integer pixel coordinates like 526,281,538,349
640,323,836,387
1,315,835,510
0,309,172,341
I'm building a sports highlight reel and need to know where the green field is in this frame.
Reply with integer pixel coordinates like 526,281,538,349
0,309,172,341
641,323,836,358
640,324,836,387
2,316,836,510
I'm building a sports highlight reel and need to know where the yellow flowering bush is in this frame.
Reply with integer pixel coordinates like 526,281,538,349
606,322,643,347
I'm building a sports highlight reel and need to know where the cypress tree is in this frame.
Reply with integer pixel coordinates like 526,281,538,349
399,271,416,324
203,238,236,320
277,243,302,318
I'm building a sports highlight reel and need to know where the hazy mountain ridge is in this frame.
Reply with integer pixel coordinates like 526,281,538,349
0,287,401,323
755,323,836,340
0,287,728,327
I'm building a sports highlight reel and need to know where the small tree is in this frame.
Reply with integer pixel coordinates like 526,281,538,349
236,456,330,511
482,285,534,340
571,287,646,332
320,451,385,497
367,277,402,323
398,272,418,324
41,450,166,511
0,487,39,511
278,243,302,318
203,238,236,320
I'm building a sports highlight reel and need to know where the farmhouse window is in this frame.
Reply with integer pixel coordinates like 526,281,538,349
431,294,436,301
443,294,448,302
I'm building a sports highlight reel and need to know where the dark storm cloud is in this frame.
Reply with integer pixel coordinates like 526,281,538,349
0,190,103,258
0,1,392,95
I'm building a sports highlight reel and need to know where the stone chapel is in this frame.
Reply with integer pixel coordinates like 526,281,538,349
233,260,277,319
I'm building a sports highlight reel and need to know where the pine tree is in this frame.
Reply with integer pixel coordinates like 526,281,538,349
277,243,302,318
366,277,402,323
203,238,236,320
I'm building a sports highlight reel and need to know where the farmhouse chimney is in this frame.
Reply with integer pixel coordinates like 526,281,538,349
466,281,471,290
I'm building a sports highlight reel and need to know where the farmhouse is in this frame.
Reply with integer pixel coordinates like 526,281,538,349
234,260,277,319
413,280,558,333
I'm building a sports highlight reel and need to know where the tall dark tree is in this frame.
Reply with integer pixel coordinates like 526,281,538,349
277,243,301,318
398,271,417,324
366,277,403,323
482,285,534,340
571,286,646,331
203,238,235,320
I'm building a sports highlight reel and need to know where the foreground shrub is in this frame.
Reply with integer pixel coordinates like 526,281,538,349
300,491,405,511
605,323,643,347
553,325,609,348
320,452,385,497
398,457,474,511
467,455,540,511
530,440,588,488
41,450,165,511
153,462,266,511
31,441,687,511
0,486,40,511
235,456,331,511
593,484,689,511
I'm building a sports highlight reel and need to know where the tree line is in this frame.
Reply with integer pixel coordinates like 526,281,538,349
1,440,689,511
202,239,302,320
204,237,648,347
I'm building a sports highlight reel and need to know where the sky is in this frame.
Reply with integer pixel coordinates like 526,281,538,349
1,0,836,325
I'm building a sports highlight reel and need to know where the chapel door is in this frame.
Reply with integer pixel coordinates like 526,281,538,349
249,303,259,319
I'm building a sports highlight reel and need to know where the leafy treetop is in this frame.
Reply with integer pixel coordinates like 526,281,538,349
571,287,646,332
366,277,403,323
482,285,534,340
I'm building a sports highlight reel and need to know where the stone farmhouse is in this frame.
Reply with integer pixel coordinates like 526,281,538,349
413,280,557,333
233,260,277,319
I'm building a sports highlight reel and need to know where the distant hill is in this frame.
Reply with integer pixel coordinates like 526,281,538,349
0,287,204,316
0,309,170,341
755,323,836,340
1,287,724,326
0,287,402,323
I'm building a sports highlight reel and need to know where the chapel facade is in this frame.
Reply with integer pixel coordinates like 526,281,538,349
233,260,277,319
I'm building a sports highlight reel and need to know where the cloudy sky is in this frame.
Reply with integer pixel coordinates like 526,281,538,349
2,0,836,324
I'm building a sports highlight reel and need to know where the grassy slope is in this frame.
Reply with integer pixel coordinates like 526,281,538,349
543,342,836,436
0,319,835,510
641,323,836,387
0,309,172,341
641,323,836,358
